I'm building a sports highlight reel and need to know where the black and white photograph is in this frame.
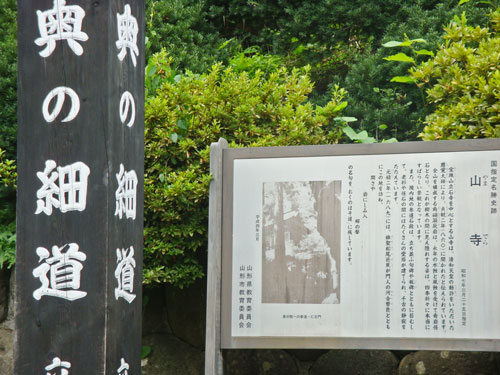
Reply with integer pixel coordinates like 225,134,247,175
262,180,341,304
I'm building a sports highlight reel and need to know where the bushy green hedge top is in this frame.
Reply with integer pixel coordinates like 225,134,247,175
143,51,348,286
412,9,500,139
0,0,17,160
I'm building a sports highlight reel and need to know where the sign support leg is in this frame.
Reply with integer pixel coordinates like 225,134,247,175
205,138,227,375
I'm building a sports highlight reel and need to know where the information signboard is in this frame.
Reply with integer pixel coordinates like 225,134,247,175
205,139,500,361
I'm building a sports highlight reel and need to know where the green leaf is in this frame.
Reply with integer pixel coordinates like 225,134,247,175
383,53,415,63
293,44,305,55
356,131,376,143
399,41,414,47
174,75,182,83
333,101,348,112
382,41,403,47
335,116,357,123
382,138,398,143
170,133,178,143
390,76,416,83
458,0,470,4
177,119,188,130
141,345,152,359
147,64,157,77
357,130,369,138
399,38,426,47
342,125,358,139
342,126,376,143
218,38,233,50
378,124,388,130
415,49,434,56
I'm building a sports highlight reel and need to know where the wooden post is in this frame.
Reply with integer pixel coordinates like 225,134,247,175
15,1,144,374
205,138,227,375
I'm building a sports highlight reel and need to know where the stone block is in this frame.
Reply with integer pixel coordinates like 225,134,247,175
0,328,13,375
141,333,204,375
398,350,499,375
310,349,399,375
287,349,329,362
0,268,10,324
164,278,206,349
224,349,298,375
142,285,172,335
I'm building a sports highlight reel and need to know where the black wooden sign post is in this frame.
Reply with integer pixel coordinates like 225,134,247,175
15,1,144,374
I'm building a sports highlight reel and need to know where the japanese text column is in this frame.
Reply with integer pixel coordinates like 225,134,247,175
15,1,144,374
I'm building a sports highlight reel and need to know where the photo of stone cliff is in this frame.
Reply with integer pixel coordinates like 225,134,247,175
262,180,341,304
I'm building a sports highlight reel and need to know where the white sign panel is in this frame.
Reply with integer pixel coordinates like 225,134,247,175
231,150,500,339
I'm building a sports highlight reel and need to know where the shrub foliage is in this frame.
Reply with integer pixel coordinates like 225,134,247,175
337,1,491,141
0,0,17,269
0,0,17,159
143,52,348,286
3,0,500,285
412,9,500,139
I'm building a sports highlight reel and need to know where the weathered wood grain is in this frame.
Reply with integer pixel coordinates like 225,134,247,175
15,2,144,374
205,138,227,375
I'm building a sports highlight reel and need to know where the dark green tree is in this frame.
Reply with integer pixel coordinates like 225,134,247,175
146,0,235,73
335,1,492,141
206,0,404,93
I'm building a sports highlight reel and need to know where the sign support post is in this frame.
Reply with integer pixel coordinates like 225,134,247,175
15,1,144,374
205,138,227,375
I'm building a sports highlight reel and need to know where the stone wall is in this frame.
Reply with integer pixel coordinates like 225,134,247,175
0,268,14,375
1,269,499,374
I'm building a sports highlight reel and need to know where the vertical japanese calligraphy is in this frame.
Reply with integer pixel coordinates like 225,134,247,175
116,4,139,66
32,243,87,301
237,265,254,329
119,91,136,128
35,160,90,215
16,1,144,374
115,246,137,303
44,356,71,375
117,358,130,375
42,87,81,123
115,164,138,220
35,0,88,57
